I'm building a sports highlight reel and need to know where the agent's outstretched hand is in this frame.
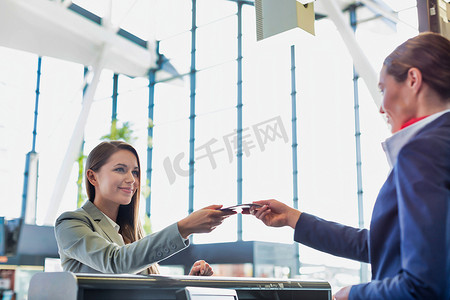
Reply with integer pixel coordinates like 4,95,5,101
333,285,351,300
177,205,236,239
248,199,301,229
189,260,213,276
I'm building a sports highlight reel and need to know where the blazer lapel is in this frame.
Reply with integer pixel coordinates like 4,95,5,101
82,201,125,246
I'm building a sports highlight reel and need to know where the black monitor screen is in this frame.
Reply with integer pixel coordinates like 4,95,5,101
0,217,23,256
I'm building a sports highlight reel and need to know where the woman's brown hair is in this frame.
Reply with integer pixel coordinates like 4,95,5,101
85,141,159,274
383,32,450,101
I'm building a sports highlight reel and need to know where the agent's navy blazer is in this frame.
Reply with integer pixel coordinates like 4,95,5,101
295,111,450,299
55,200,189,274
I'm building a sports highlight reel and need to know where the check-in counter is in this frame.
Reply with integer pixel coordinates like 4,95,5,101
29,272,331,300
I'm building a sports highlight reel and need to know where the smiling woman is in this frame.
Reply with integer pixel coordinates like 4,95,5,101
54,141,235,275
86,146,141,220
84,142,143,246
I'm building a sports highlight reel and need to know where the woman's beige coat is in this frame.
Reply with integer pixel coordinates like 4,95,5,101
55,200,188,274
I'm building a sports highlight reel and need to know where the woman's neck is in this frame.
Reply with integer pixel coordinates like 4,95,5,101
416,86,450,117
92,198,119,223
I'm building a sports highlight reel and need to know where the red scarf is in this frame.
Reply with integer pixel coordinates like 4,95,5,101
400,115,429,130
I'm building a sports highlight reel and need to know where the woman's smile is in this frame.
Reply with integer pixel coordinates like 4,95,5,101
118,186,135,194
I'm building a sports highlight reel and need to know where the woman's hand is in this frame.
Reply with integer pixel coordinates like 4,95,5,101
177,205,236,239
248,199,301,229
189,260,213,276
333,285,351,300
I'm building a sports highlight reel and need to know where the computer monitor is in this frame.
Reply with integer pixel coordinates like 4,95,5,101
176,287,239,300
0,217,23,256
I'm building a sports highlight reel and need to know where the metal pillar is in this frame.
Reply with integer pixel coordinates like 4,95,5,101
236,1,244,241
110,73,118,140
21,56,42,224
290,45,300,276
31,57,41,155
76,66,89,208
146,69,156,218
188,0,197,222
349,5,369,284
112,74,118,129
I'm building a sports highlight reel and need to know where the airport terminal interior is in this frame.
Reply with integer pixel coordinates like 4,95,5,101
0,0,448,299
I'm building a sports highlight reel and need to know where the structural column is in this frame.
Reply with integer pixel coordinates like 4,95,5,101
21,56,42,224
146,69,156,218
321,0,381,108
111,74,119,133
76,66,89,208
236,0,244,241
349,5,369,283
45,47,107,224
290,45,300,276
188,0,197,223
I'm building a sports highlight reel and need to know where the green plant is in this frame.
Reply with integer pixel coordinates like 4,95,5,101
76,152,87,208
143,213,152,235
101,120,136,143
